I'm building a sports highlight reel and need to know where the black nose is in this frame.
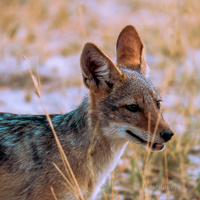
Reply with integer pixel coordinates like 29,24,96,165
160,130,174,142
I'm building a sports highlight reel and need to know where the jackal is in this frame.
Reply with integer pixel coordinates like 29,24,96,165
0,25,173,200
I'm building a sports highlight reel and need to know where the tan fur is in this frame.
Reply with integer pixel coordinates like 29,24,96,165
0,25,173,200
116,25,147,75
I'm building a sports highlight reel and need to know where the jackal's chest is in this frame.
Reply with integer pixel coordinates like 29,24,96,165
89,141,128,199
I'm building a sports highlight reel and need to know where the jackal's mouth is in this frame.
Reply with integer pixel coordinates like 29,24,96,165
126,130,165,151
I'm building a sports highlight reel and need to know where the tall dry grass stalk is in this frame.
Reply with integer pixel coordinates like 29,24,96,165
51,187,58,200
25,56,107,200
164,151,169,200
142,109,162,200
24,56,84,200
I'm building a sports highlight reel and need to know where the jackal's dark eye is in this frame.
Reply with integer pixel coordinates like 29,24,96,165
156,100,161,109
125,104,140,112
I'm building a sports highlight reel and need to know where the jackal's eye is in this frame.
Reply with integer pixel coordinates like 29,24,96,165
156,100,161,109
125,104,140,112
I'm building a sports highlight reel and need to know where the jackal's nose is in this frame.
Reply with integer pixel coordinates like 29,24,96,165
160,130,174,142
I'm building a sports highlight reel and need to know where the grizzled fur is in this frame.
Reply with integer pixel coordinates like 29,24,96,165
0,98,90,200
0,25,173,200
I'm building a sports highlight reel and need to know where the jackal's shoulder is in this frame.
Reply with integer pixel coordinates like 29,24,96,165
0,96,89,145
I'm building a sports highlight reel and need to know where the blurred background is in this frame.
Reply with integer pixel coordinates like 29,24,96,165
0,0,200,199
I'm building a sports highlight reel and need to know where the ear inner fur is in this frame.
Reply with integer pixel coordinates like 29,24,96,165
80,42,122,93
116,25,147,75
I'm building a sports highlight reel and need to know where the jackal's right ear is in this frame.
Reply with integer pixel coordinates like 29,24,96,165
116,25,149,76
80,42,122,93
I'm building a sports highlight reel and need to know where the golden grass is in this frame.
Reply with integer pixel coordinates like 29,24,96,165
1,0,200,199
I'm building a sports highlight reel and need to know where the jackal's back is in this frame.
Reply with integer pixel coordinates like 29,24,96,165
0,98,89,200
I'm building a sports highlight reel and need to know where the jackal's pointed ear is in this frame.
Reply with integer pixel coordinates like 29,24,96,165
116,25,148,76
80,42,123,93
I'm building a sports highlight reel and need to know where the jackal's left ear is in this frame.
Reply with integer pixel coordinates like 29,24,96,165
80,42,123,93
116,25,149,76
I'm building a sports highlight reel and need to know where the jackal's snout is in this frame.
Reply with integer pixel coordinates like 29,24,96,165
160,129,174,142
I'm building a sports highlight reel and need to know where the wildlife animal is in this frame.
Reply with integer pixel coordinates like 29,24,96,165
0,25,174,200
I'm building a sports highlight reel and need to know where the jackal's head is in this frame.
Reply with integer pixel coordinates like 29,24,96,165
80,25,174,151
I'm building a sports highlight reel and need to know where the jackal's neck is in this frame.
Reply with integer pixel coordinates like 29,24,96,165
52,95,128,198
61,94,128,157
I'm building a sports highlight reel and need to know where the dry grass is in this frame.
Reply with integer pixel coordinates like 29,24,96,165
25,57,84,200
1,0,200,199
